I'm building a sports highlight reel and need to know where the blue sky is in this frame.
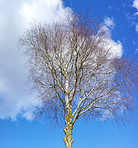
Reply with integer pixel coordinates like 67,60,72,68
0,0,138,148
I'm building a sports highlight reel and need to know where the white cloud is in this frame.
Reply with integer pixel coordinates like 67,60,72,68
100,109,112,121
0,0,72,120
132,0,138,31
99,17,115,37
135,23,138,32
133,0,138,11
99,18,123,58
104,39,123,58
104,17,115,29
19,0,72,30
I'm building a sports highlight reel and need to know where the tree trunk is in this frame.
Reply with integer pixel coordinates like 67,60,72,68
63,111,73,148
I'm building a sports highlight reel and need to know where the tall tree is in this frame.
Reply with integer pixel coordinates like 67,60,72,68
19,13,137,148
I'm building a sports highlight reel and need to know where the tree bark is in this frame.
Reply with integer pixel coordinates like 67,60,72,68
63,111,73,148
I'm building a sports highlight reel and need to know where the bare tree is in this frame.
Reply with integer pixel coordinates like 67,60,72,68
19,13,137,148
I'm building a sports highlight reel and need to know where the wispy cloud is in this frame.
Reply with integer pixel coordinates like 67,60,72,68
135,48,138,53
135,23,138,32
99,17,115,37
104,17,115,29
132,0,138,32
